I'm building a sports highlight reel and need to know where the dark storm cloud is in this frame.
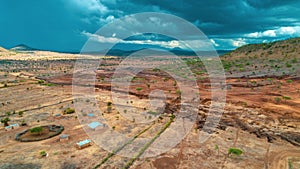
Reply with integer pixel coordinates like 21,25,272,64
132,0,300,35
0,0,299,51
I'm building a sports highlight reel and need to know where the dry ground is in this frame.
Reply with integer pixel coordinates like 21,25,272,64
0,49,299,169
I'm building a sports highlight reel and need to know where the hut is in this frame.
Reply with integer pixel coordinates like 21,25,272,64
87,113,95,117
5,123,20,131
59,134,69,142
87,122,105,131
76,139,92,149
54,114,62,119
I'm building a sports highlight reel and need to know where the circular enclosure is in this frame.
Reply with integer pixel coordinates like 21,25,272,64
15,125,64,142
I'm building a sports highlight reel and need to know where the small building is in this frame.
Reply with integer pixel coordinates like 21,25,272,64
76,139,92,149
87,122,105,130
54,114,62,119
5,123,20,131
59,134,69,142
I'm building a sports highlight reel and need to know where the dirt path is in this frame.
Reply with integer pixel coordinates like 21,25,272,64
268,150,300,169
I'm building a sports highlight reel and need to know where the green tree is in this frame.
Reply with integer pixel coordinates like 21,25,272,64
1,117,10,126
30,127,43,135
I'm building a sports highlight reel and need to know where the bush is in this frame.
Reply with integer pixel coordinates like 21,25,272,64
136,87,142,91
40,151,47,157
38,80,44,84
228,148,243,156
63,108,75,114
18,111,24,116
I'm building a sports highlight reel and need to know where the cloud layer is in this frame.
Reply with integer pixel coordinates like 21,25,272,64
0,0,300,51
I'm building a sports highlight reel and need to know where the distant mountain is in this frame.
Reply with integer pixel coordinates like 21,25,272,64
6,43,232,56
10,44,37,51
84,48,231,57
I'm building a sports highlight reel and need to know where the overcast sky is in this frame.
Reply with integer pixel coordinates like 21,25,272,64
0,0,300,52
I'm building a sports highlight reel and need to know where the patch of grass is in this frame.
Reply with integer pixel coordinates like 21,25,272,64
288,159,294,169
282,96,291,100
147,111,158,115
136,87,143,91
41,83,56,86
228,148,243,156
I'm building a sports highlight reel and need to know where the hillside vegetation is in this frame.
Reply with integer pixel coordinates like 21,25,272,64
224,37,300,59
221,37,300,77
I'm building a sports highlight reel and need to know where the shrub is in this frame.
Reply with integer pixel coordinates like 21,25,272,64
20,120,27,126
136,87,142,91
274,97,281,104
1,117,10,126
286,79,293,83
228,148,243,156
286,62,292,68
63,108,75,114
18,111,24,116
